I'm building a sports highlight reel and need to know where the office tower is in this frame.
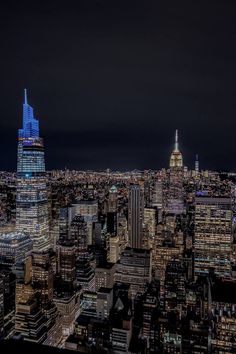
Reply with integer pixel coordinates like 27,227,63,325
107,235,120,263
0,232,32,268
169,129,183,168
152,179,163,209
164,260,187,314
57,208,77,286
58,206,75,242
115,247,152,298
67,212,95,291
93,221,102,247
211,279,236,353
72,200,98,245
31,250,61,345
111,302,132,353
76,256,95,291
194,196,232,278
168,130,185,214
151,179,163,223
53,290,80,337
143,207,156,249
70,215,88,257
107,212,117,235
117,217,128,258
31,250,54,306
92,221,107,265
14,257,48,343
16,90,50,251
0,266,16,338
96,287,113,320
80,290,97,317
140,281,159,351
95,263,115,291
57,240,76,285
195,154,199,173
55,209,80,337
108,185,118,212
128,184,143,249
152,225,184,298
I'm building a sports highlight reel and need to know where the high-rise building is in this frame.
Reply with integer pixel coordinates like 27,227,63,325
151,179,163,222
108,185,118,213
70,215,88,257
14,257,48,343
169,129,183,168
107,235,120,264
12,91,61,345
107,212,117,235
95,263,115,291
194,195,232,278
115,247,152,298
57,240,76,285
143,207,156,249
0,232,32,268
31,250,54,306
58,206,75,242
72,200,98,245
76,256,95,291
195,154,199,173
128,184,143,249
96,287,113,320
168,130,185,214
16,90,50,251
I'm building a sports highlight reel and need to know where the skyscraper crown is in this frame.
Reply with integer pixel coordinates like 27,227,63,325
18,89,39,139
169,129,183,168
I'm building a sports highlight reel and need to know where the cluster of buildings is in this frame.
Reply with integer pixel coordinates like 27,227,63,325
0,91,236,353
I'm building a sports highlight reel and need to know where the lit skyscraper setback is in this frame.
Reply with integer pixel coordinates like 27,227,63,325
16,90,50,251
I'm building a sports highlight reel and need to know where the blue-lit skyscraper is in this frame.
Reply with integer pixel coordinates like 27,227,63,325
16,90,50,251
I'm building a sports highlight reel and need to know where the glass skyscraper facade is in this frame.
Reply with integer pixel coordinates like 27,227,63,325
16,90,50,251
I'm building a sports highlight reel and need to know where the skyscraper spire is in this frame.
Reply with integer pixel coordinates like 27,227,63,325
174,129,179,152
169,129,183,168
19,89,39,139
24,88,28,105
16,90,50,251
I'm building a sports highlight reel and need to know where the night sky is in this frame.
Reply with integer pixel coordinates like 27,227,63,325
0,0,236,171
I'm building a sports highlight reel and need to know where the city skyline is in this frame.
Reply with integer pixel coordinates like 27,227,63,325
1,1,236,353
0,88,234,174
0,0,235,172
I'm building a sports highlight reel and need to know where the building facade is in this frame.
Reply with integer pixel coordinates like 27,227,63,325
16,90,50,251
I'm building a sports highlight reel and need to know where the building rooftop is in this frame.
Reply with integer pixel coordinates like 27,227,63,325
0,232,31,244
96,262,115,270
98,287,113,294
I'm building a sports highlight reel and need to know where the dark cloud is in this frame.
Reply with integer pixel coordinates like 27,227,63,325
0,0,236,171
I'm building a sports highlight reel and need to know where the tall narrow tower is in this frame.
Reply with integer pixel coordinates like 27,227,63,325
16,90,50,251
195,154,199,173
169,129,183,168
168,130,185,214
128,184,143,249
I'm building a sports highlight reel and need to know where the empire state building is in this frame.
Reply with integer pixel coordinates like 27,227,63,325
169,129,183,168
16,90,50,251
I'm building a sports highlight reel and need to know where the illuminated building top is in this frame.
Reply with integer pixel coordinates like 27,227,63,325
169,129,183,168
18,89,39,139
